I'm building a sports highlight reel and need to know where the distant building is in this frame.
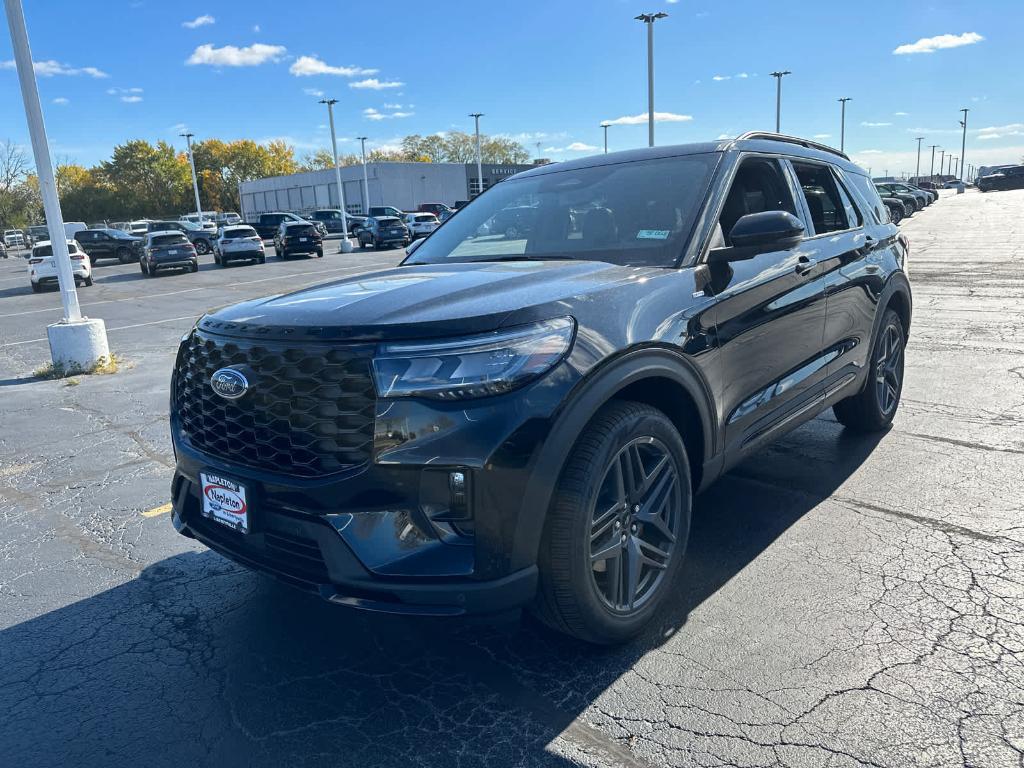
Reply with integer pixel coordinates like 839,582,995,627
238,162,535,219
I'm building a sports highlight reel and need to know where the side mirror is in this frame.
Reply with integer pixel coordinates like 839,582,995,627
728,210,805,250
405,237,423,256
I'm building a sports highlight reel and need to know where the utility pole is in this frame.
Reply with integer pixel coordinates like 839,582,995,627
939,149,946,178
770,71,791,133
601,122,610,154
635,12,667,147
4,0,109,368
180,132,204,224
356,136,369,214
928,144,939,182
958,108,969,183
319,98,353,253
838,97,851,152
469,113,484,197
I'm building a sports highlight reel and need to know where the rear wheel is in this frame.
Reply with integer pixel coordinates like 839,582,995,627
316,248,324,258
257,255,266,264
116,247,130,264
194,239,211,255
190,261,199,273
31,282,41,293
84,276,93,286
532,401,691,644
833,309,905,432
889,206,903,224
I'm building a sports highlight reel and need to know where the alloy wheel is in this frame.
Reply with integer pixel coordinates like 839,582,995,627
589,436,681,613
875,323,903,416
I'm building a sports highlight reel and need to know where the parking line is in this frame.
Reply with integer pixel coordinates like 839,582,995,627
142,503,172,518
0,314,198,347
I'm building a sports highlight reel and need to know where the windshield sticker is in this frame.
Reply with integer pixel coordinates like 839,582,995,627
636,229,670,240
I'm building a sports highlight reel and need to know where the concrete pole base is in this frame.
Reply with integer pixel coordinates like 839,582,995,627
337,238,355,254
47,318,111,372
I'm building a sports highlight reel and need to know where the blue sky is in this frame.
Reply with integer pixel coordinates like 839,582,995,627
1,0,1021,176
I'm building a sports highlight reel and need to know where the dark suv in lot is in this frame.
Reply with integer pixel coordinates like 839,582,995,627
73,228,142,264
977,165,1024,192
169,133,911,644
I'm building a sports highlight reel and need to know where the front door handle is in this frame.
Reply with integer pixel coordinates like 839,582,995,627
795,255,818,275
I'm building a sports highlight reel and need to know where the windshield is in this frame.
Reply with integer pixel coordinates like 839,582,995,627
151,234,188,247
407,153,719,267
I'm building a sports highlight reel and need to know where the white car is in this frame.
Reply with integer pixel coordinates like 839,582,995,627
127,220,150,237
28,239,92,293
402,212,440,239
4,229,26,248
214,225,266,267
180,212,219,233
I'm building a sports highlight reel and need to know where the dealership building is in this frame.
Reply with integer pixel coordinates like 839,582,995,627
238,162,538,219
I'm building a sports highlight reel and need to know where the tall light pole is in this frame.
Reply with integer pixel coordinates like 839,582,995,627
914,137,923,182
770,70,791,133
319,98,353,253
635,12,667,147
939,149,946,178
356,136,369,214
180,132,204,223
469,113,484,197
4,0,110,368
838,97,851,152
958,108,969,183
928,144,939,182
951,156,958,179
601,122,611,154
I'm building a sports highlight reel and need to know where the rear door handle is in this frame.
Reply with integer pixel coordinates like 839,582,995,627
795,255,818,275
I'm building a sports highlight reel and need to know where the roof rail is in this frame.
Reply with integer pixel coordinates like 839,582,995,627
734,132,850,161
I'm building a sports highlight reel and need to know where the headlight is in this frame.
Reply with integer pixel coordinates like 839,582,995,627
372,317,575,400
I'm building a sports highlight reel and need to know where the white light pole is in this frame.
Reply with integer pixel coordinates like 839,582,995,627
180,132,204,223
469,112,484,197
838,97,851,152
356,136,369,215
4,0,109,369
320,98,354,253
914,136,923,182
635,12,667,147
929,145,939,183
770,70,791,133
958,108,969,183
601,122,611,153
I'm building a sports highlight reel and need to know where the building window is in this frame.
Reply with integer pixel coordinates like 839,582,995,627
469,178,489,197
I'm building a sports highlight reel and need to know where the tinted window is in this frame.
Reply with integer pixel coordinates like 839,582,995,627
33,243,80,257
843,170,885,224
151,234,189,247
223,227,258,238
717,157,798,247
286,224,315,234
793,162,850,235
409,154,719,267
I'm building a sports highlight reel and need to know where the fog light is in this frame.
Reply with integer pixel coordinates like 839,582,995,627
449,471,467,512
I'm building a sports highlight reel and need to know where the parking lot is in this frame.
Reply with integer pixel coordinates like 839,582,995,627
1,189,1023,767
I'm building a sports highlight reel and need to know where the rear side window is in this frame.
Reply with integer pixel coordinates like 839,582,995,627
792,162,852,235
843,170,886,224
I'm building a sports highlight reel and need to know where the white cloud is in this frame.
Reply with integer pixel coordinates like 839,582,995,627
603,111,693,126
715,133,732,140
182,14,214,28
893,32,984,55
289,55,378,77
1,59,108,77
349,78,403,90
253,24,261,33
363,107,414,121
857,149,884,155
52,97,69,105
894,111,909,116
976,123,1024,141
543,142,598,153
303,87,324,97
186,43,286,67
861,121,892,127
813,133,831,139
383,103,403,109
736,72,749,79
121,95,143,103
107,87,143,95
712,75,730,81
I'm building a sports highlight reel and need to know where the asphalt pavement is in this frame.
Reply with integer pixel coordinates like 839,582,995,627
1,191,1023,768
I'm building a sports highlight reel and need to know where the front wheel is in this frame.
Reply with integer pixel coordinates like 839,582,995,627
194,239,211,255
531,401,692,644
116,247,130,264
890,206,903,224
833,308,906,432
84,276,93,286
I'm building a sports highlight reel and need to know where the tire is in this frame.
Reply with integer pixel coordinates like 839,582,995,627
214,253,222,266
833,308,905,432
889,206,903,225
140,261,149,275
257,256,266,264
194,239,210,255
31,282,41,293
316,248,324,258
531,401,692,644
190,261,199,273
116,247,130,264
84,276,93,286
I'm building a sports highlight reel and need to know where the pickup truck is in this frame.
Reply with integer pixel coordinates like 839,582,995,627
368,206,405,219
245,212,326,240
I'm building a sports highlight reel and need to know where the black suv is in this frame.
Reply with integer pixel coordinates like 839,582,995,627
977,165,1024,192
169,133,911,644
357,216,410,249
145,221,216,256
74,228,143,264
274,221,323,258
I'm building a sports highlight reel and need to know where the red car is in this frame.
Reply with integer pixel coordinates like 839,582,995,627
417,202,453,218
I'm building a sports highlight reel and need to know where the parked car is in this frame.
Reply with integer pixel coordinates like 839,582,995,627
74,228,144,264
879,195,908,224
368,206,405,219
140,232,198,276
977,165,1024,192
127,220,150,237
309,209,366,235
168,132,912,643
214,225,266,267
402,212,441,239
0,240,7,259
876,183,927,210
4,229,26,248
417,202,453,218
904,184,937,204
26,225,49,244
356,216,410,249
273,221,323,258
487,205,539,239
145,220,216,255
245,212,326,241
180,212,219,233
438,209,456,223
875,184,919,215
216,211,242,226
28,239,92,292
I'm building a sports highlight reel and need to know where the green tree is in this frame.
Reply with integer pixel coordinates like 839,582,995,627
191,139,301,212
0,139,37,228
96,140,192,218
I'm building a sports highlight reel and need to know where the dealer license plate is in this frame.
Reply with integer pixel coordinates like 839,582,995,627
199,472,249,533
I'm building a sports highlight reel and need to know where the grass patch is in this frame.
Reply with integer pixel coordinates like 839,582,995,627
34,353,122,381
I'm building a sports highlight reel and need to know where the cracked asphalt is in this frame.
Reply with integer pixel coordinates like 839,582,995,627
1,190,1023,768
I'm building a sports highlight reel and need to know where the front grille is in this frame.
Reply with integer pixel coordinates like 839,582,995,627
175,331,376,477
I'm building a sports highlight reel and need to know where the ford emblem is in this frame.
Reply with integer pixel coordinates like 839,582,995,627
210,367,250,400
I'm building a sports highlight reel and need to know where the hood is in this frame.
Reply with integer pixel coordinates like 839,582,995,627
199,260,666,341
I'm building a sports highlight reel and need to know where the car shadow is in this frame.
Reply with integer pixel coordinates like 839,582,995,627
0,416,886,768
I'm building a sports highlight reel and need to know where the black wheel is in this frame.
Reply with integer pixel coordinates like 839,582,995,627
84,276,93,286
190,261,199,273
116,247,130,264
889,206,903,224
257,256,266,264
834,309,905,432
31,282,41,293
532,401,691,644
194,239,210,255
214,252,222,266
316,248,324,258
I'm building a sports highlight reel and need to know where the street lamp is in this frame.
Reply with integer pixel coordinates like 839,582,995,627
635,12,667,147
958,108,969,183
180,132,204,227
928,144,939,183
601,121,611,154
770,71,791,133
319,98,354,253
356,136,369,215
914,137,923,182
469,113,484,197
838,97,851,152
4,0,109,370
939,149,946,179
